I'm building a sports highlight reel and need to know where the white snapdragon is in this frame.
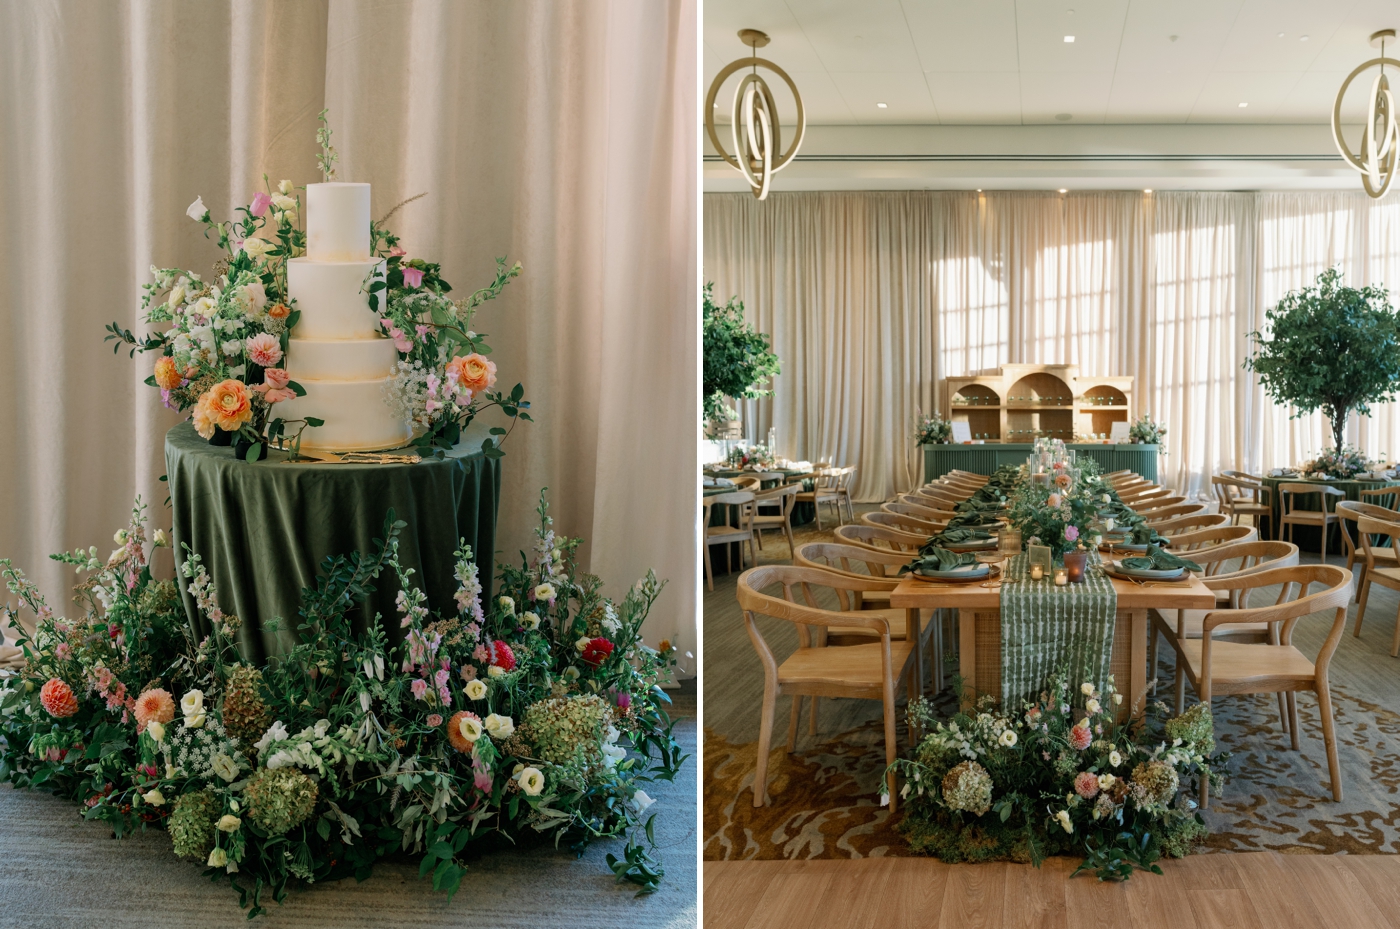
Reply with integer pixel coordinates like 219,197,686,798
187,196,208,222
631,789,656,813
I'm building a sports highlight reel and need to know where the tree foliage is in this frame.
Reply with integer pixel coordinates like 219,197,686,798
702,283,780,421
1244,268,1400,452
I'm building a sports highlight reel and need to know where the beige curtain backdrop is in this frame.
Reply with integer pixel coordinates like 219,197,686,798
703,189,1400,502
0,0,697,663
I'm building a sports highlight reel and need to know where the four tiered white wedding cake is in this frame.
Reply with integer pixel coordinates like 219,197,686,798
278,183,412,452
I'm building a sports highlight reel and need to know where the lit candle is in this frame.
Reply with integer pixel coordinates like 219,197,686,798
1054,570,1068,586
1030,564,1044,580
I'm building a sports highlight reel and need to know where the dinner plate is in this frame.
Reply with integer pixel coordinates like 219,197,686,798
913,563,992,580
1112,563,1186,580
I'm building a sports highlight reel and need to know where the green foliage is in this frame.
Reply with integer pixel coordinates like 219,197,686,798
1245,267,1400,453
702,283,780,422
170,789,221,859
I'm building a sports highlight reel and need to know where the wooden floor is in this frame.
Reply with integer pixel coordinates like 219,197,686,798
704,853,1400,929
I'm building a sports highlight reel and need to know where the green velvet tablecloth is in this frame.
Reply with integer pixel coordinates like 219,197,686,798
1260,475,1400,551
165,421,500,663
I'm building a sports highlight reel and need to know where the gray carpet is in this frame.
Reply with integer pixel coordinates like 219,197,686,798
0,685,696,929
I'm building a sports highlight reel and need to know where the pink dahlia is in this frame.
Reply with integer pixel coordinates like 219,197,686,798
245,333,283,368
133,688,175,733
1068,722,1093,751
1074,771,1100,799
40,678,79,718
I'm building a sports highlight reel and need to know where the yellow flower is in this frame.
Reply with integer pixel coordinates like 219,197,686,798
201,380,253,432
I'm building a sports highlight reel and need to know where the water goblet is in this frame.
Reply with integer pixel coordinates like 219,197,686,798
978,549,1004,589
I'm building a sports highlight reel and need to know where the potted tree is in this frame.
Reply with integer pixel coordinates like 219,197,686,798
702,283,780,429
1245,268,1400,454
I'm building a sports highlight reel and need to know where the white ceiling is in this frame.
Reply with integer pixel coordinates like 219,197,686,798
703,0,1400,126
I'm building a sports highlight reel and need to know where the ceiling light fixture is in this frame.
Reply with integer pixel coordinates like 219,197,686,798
1064,35,1075,43
1059,188,1068,193
1332,29,1399,199
704,29,806,201
877,102,888,108
1301,35,1310,42
1238,102,1249,107
1143,188,1153,193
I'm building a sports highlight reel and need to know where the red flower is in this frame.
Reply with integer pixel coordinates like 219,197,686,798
581,637,614,667
39,678,79,718
490,641,516,672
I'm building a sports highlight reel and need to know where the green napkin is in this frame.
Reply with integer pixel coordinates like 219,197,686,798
921,528,991,554
947,511,1001,530
901,547,978,574
1128,523,1161,546
1120,547,1202,573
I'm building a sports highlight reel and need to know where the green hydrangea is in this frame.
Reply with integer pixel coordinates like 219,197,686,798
1165,703,1214,755
521,695,612,770
940,760,993,816
244,767,319,836
169,789,219,860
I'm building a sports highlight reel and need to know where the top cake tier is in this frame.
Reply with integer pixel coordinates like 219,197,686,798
306,182,372,261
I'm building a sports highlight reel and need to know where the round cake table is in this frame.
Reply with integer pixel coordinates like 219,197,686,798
165,421,500,663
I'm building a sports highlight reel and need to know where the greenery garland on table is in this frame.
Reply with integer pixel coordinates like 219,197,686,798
890,672,1223,880
702,283,780,423
0,493,685,917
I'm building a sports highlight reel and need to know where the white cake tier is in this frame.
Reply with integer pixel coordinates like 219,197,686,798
277,378,412,453
306,182,371,261
286,335,398,382
287,257,385,340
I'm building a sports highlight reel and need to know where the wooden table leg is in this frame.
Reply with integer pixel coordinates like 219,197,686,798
907,607,923,744
959,608,977,711
1127,608,1148,719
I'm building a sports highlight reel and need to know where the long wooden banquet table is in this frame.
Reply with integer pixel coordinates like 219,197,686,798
889,571,1217,719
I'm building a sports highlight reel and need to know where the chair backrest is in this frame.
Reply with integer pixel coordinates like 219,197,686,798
1189,540,1299,583
1280,482,1344,518
949,469,988,481
1144,503,1208,524
1152,512,1229,536
737,564,900,662
730,475,762,490
897,494,957,516
834,523,926,553
915,485,967,505
880,502,949,525
1138,495,1189,512
1198,565,1352,675
862,511,941,534
795,542,909,589
1163,524,1256,551
1355,515,1400,568
1222,469,1264,483
1359,486,1400,510
754,482,800,517
835,466,857,492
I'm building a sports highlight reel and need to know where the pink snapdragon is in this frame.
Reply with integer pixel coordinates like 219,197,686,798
410,679,429,701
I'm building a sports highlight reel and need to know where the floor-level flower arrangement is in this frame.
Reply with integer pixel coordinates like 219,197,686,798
0,493,685,917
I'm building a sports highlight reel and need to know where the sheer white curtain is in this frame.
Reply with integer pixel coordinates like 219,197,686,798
0,1,697,657
704,189,1400,502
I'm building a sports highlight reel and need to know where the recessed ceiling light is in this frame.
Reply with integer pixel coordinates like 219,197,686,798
1300,35,1309,42
1059,188,1068,193
1238,102,1249,107
1277,32,1285,38
976,188,983,192
1143,188,1153,193
876,102,888,108
1064,35,1075,43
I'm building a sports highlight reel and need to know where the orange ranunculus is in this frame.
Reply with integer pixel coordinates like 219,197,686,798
267,302,291,320
202,379,253,432
154,356,183,390
191,400,215,439
445,353,497,395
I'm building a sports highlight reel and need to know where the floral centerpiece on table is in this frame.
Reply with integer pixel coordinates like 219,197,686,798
1007,466,1101,559
1128,415,1167,452
724,444,776,471
0,491,686,916
1300,445,1369,480
914,411,953,446
889,671,1221,879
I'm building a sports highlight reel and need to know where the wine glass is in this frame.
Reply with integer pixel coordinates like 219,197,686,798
978,548,1003,588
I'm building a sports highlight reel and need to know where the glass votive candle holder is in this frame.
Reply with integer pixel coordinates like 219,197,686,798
1054,570,1068,586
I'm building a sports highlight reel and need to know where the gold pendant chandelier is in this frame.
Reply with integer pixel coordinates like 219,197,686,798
1332,29,1399,199
704,29,806,201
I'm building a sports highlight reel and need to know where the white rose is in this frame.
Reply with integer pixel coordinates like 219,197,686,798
278,179,294,195
184,711,206,730
243,281,268,311
187,196,208,222
632,789,656,813
562,667,580,682
518,766,545,796
575,636,592,652
147,721,166,743
484,713,515,739
465,679,488,700
1055,809,1073,834
271,193,297,213
153,529,170,547
217,815,241,833
1112,693,1123,706
499,596,515,615
1103,518,1116,531
181,690,205,718
221,339,244,357
487,665,505,678
211,753,239,783
1080,683,1095,696
534,583,556,602
1109,750,1122,767
520,612,539,631
207,847,228,868
114,529,128,544
1085,698,1101,715
998,729,1017,748
143,789,166,806
241,236,272,260
457,715,483,743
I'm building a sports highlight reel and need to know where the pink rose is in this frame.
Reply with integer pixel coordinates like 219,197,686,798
263,368,290,389
426,714,443,728
1065,525,1079,542
263,387,296,404
250,191,273,217
401,266,424,288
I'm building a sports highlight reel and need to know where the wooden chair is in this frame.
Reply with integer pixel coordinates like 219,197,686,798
834,523,926,555
1144,503,1209,524
882,501,951,524
737,565,917,809
703,491,756,591
1360,486,1400,509
1335,501,1400,600
1137,495,1189,512
751,483,800,558
833,466,857,523
730,475,762,491
898,493,958,517
1151,513,1229,536
1222,469,1265,483
913,486,967,508
861,511,942,535
1104,469,1134,481
1176,564,1352,805
794,542,910,621
949,469,988,483
1161,525,1256,553
1278,483,1345,564
1212,475,1272,535
1147,539,1300,714
795,469,844,531
1352,515,1400,655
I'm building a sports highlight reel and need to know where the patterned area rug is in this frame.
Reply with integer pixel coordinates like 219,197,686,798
703,504,1400,861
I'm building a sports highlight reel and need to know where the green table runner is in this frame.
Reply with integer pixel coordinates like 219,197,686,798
166,421,500,663
998,553,1118,707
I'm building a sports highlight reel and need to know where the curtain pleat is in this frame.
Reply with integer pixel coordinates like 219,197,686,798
704,190,1400,502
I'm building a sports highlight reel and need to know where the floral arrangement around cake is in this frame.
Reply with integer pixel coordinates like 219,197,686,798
1300,445,1369,480
0,493,685,916
889,671,1222,880
914,411,953,445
